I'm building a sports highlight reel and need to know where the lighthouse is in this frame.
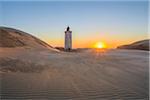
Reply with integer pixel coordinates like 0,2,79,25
65,26,72,51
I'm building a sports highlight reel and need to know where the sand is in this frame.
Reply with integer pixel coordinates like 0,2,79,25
0,48,149,99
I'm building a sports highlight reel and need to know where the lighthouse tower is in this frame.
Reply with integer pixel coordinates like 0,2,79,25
65,26,72,51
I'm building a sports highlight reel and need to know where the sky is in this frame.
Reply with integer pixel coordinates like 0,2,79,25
0,0,149,48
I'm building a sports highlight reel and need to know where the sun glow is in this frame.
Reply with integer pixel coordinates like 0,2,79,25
94,42,106,49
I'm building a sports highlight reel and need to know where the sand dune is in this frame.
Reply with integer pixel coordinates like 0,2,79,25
0,27,149,99
0,48,149,99
0,27,58,52
117,39,149,51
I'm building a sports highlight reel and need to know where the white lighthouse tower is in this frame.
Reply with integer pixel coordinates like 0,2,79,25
65,26,72,51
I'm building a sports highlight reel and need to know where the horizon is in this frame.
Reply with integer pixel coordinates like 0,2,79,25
0,0,149,48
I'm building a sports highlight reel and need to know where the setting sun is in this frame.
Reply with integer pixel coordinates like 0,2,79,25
94,42,106,49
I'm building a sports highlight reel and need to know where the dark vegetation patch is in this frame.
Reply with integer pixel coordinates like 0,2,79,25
55,47,89,52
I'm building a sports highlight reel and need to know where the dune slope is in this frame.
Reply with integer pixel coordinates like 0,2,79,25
0,27,53,49
117,39,149,51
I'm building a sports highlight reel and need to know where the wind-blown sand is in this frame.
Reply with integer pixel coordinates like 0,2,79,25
0,48,149,99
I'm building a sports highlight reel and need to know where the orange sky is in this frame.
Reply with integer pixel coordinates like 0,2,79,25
43,33,148,48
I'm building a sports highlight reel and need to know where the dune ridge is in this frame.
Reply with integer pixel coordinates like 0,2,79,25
117,39,149,51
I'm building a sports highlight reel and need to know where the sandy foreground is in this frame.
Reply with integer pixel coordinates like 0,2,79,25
0,48,149,99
